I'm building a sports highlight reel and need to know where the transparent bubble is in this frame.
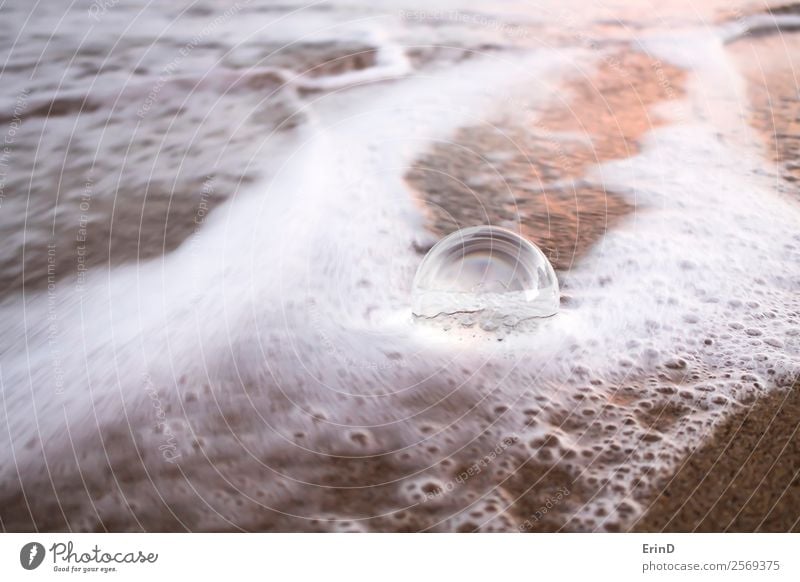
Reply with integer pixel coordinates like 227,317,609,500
412,226,559,326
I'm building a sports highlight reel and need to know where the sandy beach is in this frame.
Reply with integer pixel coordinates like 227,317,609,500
0,0,799,532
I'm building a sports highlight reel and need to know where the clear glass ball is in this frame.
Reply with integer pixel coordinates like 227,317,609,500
411,226,559,325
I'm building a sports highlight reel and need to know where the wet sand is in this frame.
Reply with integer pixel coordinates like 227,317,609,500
406,51,685,271
727,18,800,193
634,382,800,532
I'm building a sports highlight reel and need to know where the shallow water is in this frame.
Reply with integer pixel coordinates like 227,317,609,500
0,0,798,531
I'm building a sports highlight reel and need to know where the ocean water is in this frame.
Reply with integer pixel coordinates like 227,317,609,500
0,0,798,531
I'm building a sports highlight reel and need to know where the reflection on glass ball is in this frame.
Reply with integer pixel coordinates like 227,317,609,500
412,226,559,327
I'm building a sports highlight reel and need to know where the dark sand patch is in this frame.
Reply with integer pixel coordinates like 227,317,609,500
766,3,800,17
404,43,511,71
633,383,800,532
499,456,588,532
728,30,800,191
223,40,378,77
405,51,685,271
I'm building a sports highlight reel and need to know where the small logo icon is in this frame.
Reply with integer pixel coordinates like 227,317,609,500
20,542,45,570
